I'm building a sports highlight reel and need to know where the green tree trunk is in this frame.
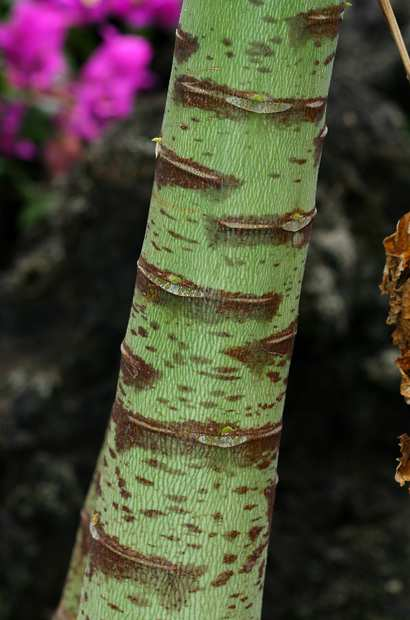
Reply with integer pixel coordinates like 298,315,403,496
56,1,344,618
54,455,103,619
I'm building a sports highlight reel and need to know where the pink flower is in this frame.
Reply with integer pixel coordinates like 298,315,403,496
64,29,153,140
0,101,36,159
41,0,111,25
0,1,68,91
150,0,182,28
40,0,181,26
110,0,181,28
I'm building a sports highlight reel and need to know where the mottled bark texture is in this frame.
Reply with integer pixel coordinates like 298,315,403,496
56,1,343,618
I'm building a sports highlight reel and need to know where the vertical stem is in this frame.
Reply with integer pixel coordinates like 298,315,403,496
378,0,410,79
58,1,344,618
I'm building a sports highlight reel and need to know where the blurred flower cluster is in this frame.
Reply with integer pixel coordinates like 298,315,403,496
0,0,180,176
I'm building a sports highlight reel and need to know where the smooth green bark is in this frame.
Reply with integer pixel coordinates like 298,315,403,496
56,1,343,618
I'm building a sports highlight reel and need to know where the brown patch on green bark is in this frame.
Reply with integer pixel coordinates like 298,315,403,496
174,75,327,123
155,144,241,193
107,602,123,612
112,399,280,446
267,370,280,383
183,523,202,534
115,466,131,499
167,494,187,503
238,541,269,574
207,207,316,248
224,322,297,372
167,229,199,244
128,594,149,608
196,370,240,381
111,400,281,469
169,505,191,515
174,26,199,63
120,342,160,389
264,477,278,528
94,471,102,497
233,485,252,494
136,257,282,321
141,509,167,518
324,51,336,65
144,457,185,476
224,530,240,539
89,523,206,612
211,570,234,587
223,554,237,563
258,558,266,581
246,41,274,58
288,4,344,45
249,525,264,542
135,476,154,486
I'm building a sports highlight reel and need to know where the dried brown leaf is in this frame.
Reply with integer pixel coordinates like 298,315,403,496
381,214,410,489
395,434,410,487
381,212,410,402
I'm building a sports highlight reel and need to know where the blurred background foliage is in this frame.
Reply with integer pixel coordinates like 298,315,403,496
0,0,180,263
2,1,410,619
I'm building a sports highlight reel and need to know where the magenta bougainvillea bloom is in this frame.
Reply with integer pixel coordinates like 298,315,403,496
110,0,181,28
147,0,182,28
0,1,67,91
39,0,110,25
0,0,181,170
65,29,154,140
40,0,181,26
0,101,36,159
